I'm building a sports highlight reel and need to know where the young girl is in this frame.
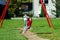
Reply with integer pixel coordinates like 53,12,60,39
27,18,32,29
22,17,32,34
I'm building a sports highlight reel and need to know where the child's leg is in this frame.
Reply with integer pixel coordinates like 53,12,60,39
24,20,27,26
28,26,31,29
22,26,28,34
24,20,26,26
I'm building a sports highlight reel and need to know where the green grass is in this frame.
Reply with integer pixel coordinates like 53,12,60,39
0,19,27,40
31,18,60,40
0,18,60,40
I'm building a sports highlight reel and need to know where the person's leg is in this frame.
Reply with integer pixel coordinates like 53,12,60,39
28,26,31,29
24,20,26,26
22,26,28,34
24,20,27,26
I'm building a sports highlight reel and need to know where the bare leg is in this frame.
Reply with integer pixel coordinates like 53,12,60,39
22,26,28,34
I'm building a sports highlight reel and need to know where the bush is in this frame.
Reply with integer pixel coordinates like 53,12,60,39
29,13,33,17
5,11,12,19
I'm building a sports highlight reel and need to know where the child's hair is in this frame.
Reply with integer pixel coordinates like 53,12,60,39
27,18,29,21
24,14,27,16
24,13,29,16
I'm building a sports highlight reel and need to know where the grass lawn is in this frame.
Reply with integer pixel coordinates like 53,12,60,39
31,18,60,40
0,19,27,40
0,18,60,40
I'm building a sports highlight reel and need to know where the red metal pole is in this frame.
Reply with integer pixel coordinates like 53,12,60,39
0,0,10,27
40,0,54,29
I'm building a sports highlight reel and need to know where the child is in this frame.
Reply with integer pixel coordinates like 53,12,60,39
22,14,28,34
27,18,32,29
22,17,32,34
23,14,28,27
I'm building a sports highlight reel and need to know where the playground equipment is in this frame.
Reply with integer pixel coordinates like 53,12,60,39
0,0,54,29
0,0,10,27
40,0,54,29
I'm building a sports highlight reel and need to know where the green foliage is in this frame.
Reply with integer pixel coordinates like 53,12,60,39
5,11,12,19
9,4,18,13
29,13,33,17
8,0,32,17
18,0,32,3
56,0,60,17
14,8,24,17
8,3,19,17
11,0,17,4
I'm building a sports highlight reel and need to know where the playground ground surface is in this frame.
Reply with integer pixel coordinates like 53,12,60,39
0,18,60,40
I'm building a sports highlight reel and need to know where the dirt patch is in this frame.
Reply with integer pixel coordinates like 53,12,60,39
20,28,49,40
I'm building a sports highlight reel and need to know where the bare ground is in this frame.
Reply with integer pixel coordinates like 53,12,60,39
20,28,49,40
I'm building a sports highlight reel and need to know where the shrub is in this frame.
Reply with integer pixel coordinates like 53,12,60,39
29,13,33,17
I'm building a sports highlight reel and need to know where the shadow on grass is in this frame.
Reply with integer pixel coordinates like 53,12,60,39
54,27,60,30
40,25,45,27
36,32,53,40
36,32,52,34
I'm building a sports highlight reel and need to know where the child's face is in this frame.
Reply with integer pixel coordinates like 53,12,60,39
30,18,32,20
